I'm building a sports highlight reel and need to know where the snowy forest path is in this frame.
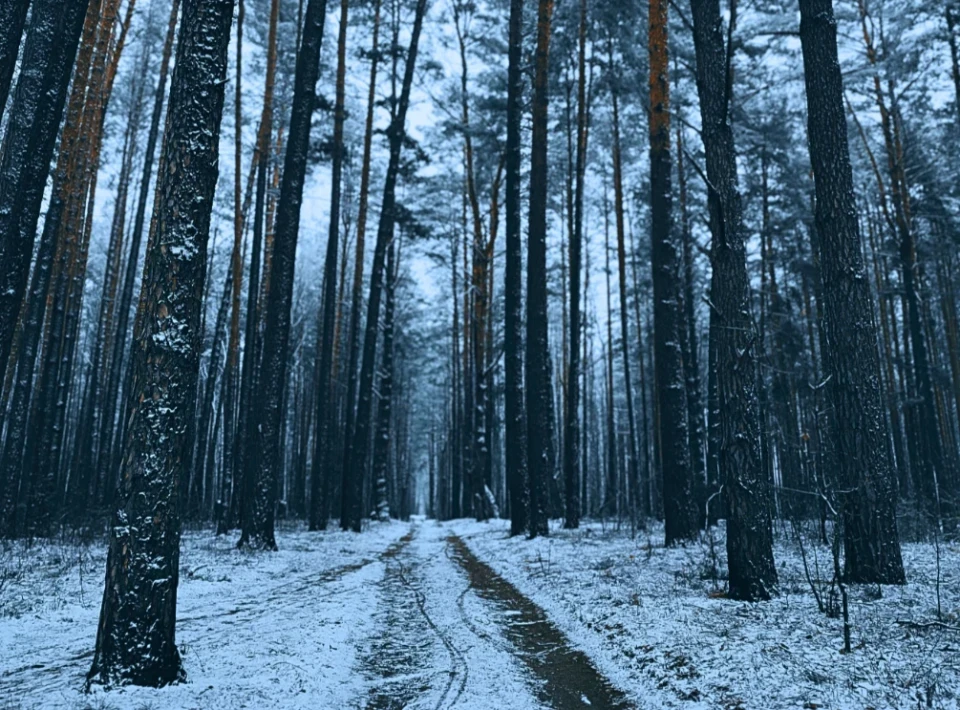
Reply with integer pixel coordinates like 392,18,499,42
354,520,637,709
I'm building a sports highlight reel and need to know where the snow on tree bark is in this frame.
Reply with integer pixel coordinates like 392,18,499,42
689,0,777,601
88,0,234,686
797,0,905,585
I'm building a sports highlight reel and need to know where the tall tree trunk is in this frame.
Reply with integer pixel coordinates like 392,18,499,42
243,0,327,548
947,6,960,132
0,0,30,116
611,72,641,527
373,241,397,521
310,0,348,533
342,0,428,533
505,0,528,536
562,0,588,530
99,0,180,508
524,0,554,539
220,0,244,534
798,0,904,585
676,123,705,511
323,0,383,530
690,0,776,601
649,0,695,545
88,0,233,685
602,183,619,520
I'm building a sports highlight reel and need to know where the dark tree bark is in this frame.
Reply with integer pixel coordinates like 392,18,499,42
610,71,641,526
602,186,619,519
236,6,277,548
88,0,233,686
342,0,427,532
797,0,904,584
524,0,554,539
675,126,705,510
563,0,588,531
220,0,244,535
243,0,327,549
649,0,696,545
0,0,90,387
0,0,30,117
310,0,348,531
504,0,528,536
947,6,960,131
689,0,777,601
321,0,382,531
373,240,397,521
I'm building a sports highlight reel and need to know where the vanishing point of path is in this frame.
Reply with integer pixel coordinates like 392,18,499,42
355,520,636,709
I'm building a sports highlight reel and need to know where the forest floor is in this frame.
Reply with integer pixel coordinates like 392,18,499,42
0,518,957,709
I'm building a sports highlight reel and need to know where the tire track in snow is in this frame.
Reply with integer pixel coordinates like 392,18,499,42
447,533,635,710
359,523,456,709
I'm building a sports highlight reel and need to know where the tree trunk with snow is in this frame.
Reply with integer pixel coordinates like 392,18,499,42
88,0,233,686
797,0,904,585
689,0,777,600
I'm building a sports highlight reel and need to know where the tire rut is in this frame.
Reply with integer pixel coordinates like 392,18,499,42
447,534,636,710
359,525,457,709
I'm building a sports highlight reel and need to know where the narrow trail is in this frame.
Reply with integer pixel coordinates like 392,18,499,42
355,521,637,709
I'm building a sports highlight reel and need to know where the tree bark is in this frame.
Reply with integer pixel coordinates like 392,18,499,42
342,0,428,532
88,0,233,686
797,0,904,585
649,0,695,545
0,0,90,390
524,0,554,539
310,0,348,532
244,0,327,548
505,0,528,536
0,0,31,118
99,0,180,509
690,0,777,600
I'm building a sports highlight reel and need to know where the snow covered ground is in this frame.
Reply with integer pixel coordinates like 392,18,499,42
456,519,960,710
1,518,957,709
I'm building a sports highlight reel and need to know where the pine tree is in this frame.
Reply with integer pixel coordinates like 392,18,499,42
525,0,555,539
342,0,429,532
649,0,696,545
797,0,905,585
88,0,234,686
0,0,90,389
689,0,777,601
504,0,528,536
0,0,30,115
242,0,328,549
